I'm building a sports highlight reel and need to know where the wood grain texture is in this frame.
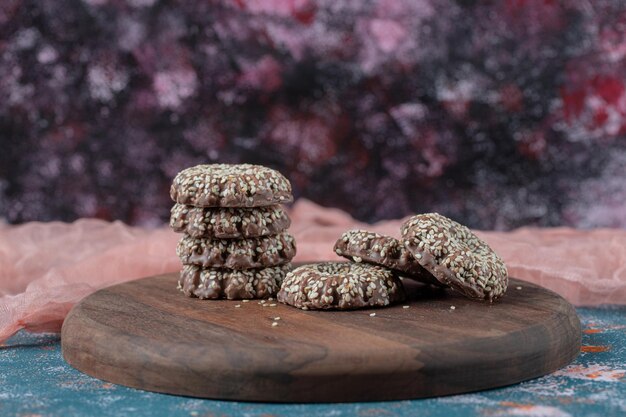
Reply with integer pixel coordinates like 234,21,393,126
61,272,581,403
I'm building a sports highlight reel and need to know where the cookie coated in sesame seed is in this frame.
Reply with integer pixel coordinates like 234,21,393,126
170,164,293,207
333,230,441,286
170,204,291,239
177,232,296,269
277,262,405,310
401,213,508,302
178,264,291,299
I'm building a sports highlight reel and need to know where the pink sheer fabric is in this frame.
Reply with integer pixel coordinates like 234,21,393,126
1,199,625,342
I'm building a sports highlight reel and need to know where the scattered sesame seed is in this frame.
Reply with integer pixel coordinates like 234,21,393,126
268,297,274,301
271,322,278,327
269,303,277,307
274,317,281,320
369,312,376,317
234,304,241,308
516,286,522,290
242,299,249,303
402,305,410,309
450,306,456,310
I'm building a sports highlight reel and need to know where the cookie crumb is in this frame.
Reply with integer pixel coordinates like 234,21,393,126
516,286,522,290
234,304,241,308
402,305,410,309
271,322,279,327
450,305,456,310
369,312,376,317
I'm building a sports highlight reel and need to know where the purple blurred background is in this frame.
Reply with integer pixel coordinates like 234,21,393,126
1,0,625,229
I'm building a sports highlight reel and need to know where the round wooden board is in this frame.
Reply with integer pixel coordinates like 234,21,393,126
62,272,581,403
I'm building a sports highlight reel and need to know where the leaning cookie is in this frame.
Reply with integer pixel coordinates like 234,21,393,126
170,164,293,207
177,232,296,269
401,213,508,302
277,262,405,310
178,264,290,299
333,230,441,286
170,204,291,239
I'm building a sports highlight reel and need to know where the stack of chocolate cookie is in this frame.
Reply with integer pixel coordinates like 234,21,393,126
169,164,296,300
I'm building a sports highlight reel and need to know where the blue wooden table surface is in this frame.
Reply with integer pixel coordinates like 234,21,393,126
1,307,625,417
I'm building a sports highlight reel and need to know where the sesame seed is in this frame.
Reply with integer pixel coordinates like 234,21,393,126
242,299,249,303
450,306,456,310
369,312,376,317
269,303,277,307
234,304,241,308
516,286,522,290
271,322,278,327
402,305,410,309
274,317,281,320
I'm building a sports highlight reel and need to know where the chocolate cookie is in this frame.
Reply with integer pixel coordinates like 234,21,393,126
178,264,290,299
177,232,296,269
333,229,441,286
401,213,508,301
170,204,291,239
170,164,293,207
277,262,405,310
